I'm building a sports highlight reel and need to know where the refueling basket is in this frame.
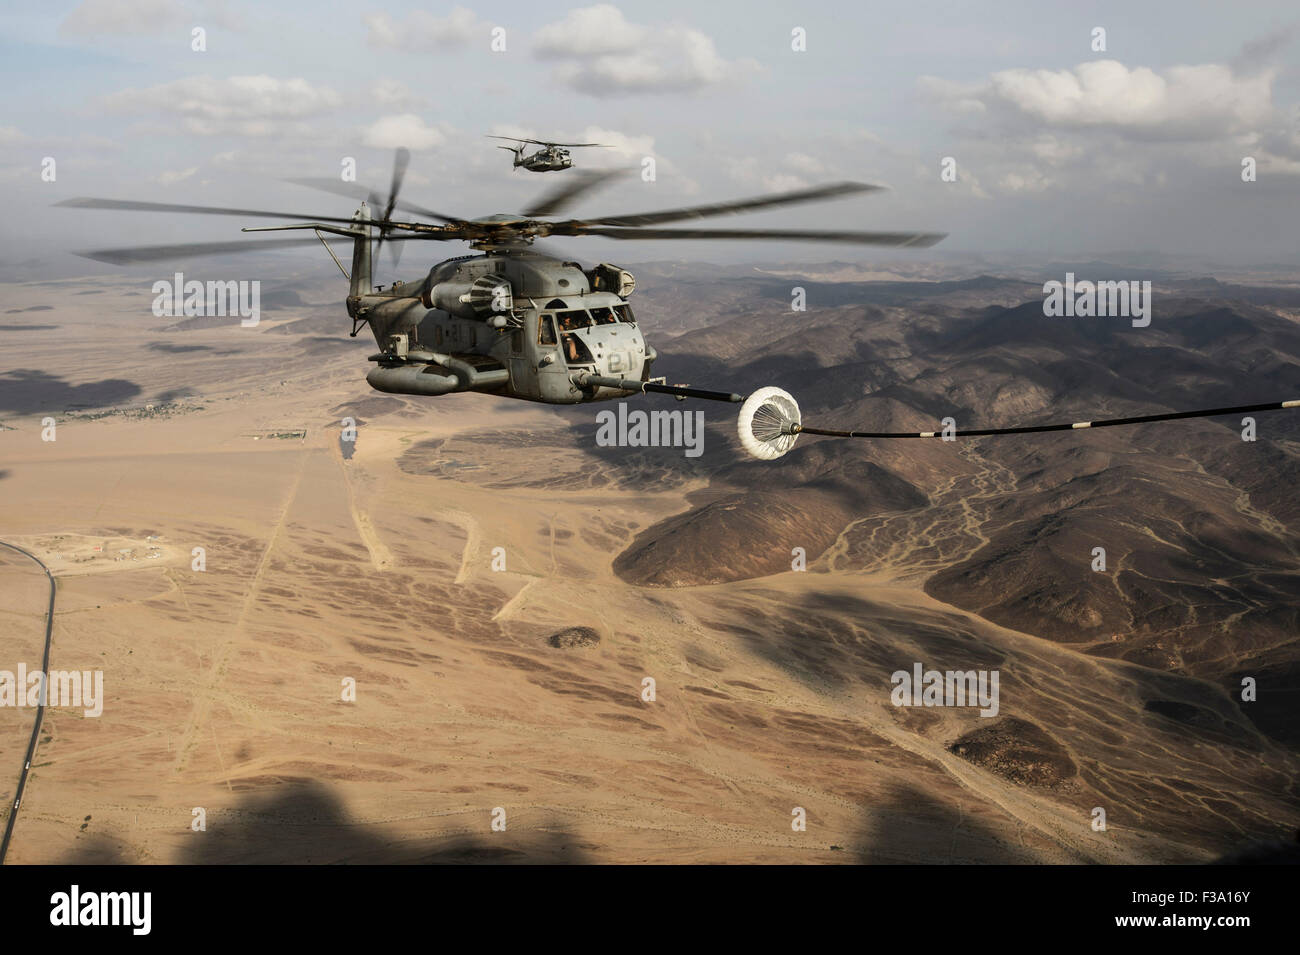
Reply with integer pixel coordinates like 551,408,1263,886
736,386,801,460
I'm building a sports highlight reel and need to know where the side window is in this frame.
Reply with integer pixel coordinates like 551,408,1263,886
538,314,556,345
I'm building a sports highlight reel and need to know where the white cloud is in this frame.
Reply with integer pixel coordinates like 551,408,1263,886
532,4,758,96
978,60,1273,139
362,114,444,150
370,78,425,110
724,156,811,194
102,75,343,136
1029,135,1081,166
59,0,185,36
917,75,986,115
997,168,1052,193
573,126,652,163
364,8,485,52
533,4,645,55
784,153,829,177
156,166,199,185
917,57,1294,195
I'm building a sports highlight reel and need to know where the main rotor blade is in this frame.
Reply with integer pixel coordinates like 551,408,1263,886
74,232,451,265
564,226,947,247
57,197,377,230
285,177,460,223
72,236,332,265
571,181,885,228
486,135,608,148
523,168,626,218
382,146,410,224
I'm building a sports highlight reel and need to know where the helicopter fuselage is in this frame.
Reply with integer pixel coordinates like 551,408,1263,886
352,249,653,405
516,148,573,172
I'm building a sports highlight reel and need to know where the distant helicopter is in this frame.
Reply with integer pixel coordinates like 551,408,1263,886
487,136,609,172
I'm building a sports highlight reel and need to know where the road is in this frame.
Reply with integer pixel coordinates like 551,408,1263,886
0,540,55,865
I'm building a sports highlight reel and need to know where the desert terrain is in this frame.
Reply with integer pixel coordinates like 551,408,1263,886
0,261,1296,863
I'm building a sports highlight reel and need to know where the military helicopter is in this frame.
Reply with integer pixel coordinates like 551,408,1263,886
487,136,610,172
59,149,941,441
59,150,1298,460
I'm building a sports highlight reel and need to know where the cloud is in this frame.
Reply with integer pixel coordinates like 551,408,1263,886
724,149,869,195
102,75,343,136
917,75,986,115
156,166,199,185
933,60,1275,141
996,168,1052,193
724,156,812,194
59,0,185,36
364,8,485,52
532,4,758,96
362,114,444,150
533,4,643,55
370,78,425,110
915,57,1298,194
929,162,990,199
1028,135,1082,166
784,153,829,177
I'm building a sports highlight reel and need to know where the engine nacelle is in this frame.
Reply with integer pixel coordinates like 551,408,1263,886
422,274,514,319
587,263,635,298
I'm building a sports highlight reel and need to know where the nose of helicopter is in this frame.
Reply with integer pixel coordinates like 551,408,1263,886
575,322,647,382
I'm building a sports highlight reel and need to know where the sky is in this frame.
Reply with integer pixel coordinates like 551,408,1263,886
0,0,1298,278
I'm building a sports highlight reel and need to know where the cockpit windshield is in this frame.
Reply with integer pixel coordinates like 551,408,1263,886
552,305,633,330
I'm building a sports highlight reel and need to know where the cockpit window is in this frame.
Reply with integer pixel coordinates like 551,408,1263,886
547,306,629,331
556,310,591,332
538,313,557,345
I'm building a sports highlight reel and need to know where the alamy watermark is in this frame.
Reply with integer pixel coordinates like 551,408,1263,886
0,665,104,717
50,885,150,935
1043,272,1151,327
152,271,260,327
890,662,999,717
595,402,704,458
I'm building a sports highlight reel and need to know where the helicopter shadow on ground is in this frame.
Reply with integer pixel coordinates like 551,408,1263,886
1226,661,1300,750
850,782,1046,863
847,782,1300,862
0,369,141,415
59,779,593,864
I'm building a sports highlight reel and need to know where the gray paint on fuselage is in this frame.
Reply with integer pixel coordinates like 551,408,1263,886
358,290,646,404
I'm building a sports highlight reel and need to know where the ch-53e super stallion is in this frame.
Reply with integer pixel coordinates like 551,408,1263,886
59,149,1299,458
487,136,610,172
